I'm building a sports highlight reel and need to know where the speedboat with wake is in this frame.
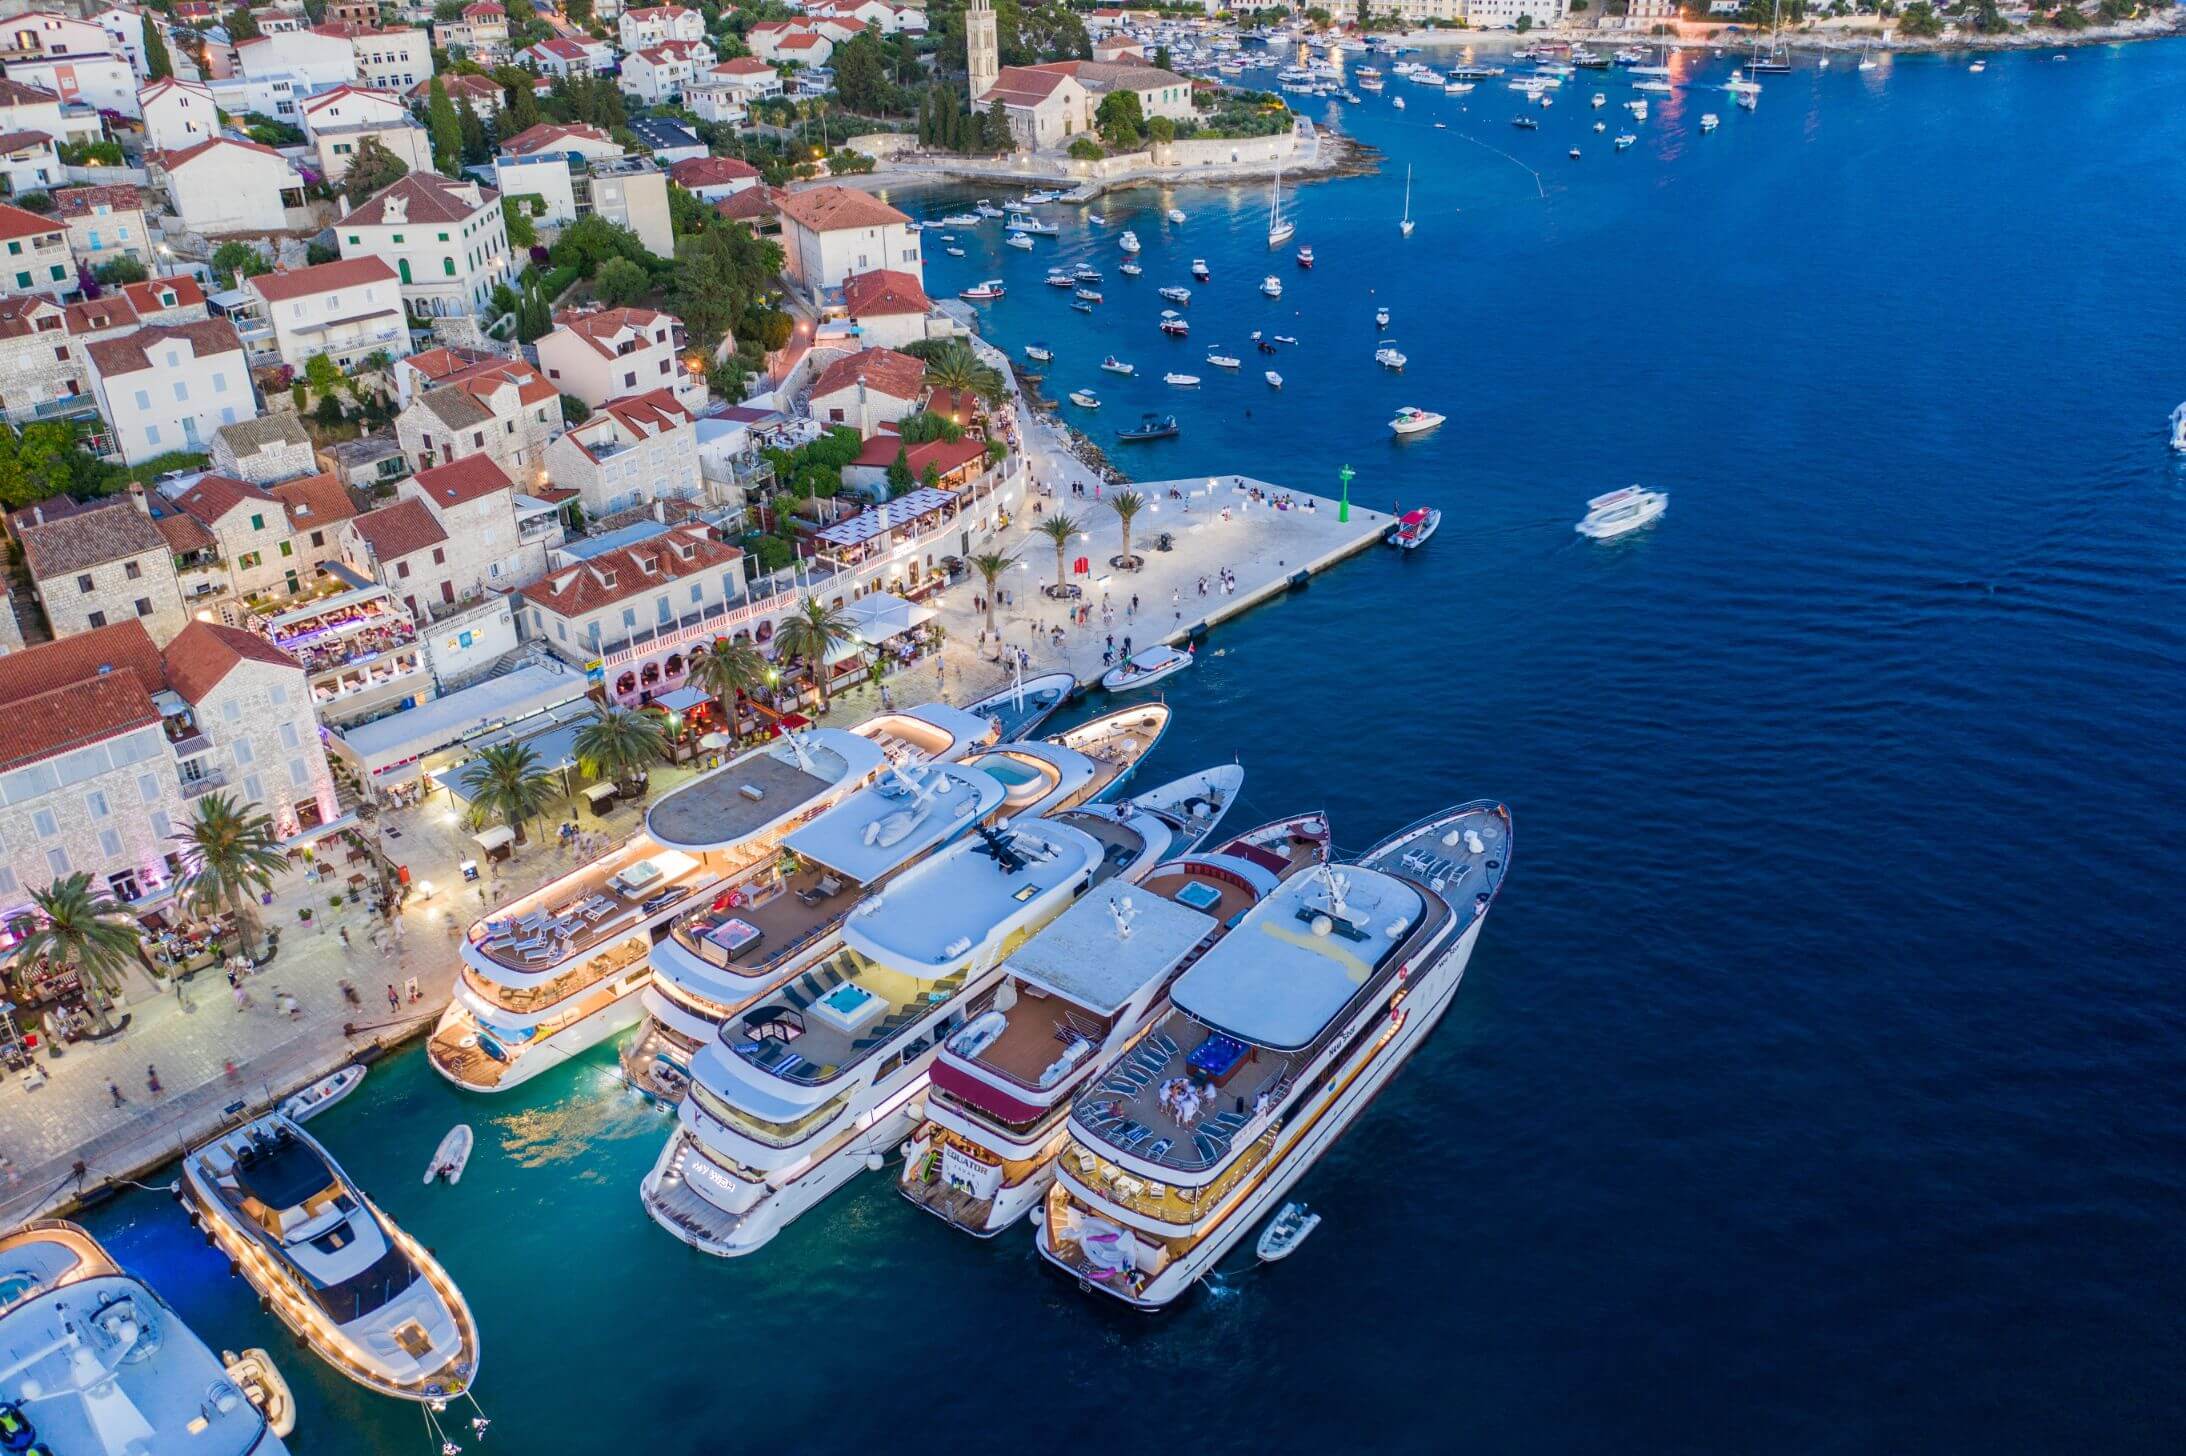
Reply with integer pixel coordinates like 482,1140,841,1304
1574,486,1668,539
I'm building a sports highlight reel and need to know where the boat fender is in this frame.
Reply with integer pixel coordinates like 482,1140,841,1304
1287,570,1311,590
864,1152,885,1172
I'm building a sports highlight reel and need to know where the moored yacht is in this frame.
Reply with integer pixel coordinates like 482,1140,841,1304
641,817,1113,1256
1038,801,1513,1308
1575,485,1668,539
902,805,1341,1237
0,1221,293,1454
182,1116,479,1402
434,724,898,1095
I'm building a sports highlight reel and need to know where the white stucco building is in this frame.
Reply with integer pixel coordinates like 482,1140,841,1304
776,185,922,301
83,318,255,463
336,171,515,326
246,256,408,372
541,388,702,517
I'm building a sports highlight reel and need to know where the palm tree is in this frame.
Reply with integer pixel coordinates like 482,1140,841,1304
688,637,768,737
12,873,140,1033
459,742,559,849
1036,512,1081,598
969,550,1014,636
573,704,668,803
173,793,287,958
923,341,1006,406
1109,489,1147,570
775,595,857,712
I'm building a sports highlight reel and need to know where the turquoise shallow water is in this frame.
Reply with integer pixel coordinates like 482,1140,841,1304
85,42,2186,1453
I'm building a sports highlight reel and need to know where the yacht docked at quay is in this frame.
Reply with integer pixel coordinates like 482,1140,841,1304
899,808,1332,1238
625,704,1169,1100
430,704,993,1095
0,1221,293,1455
1038,801,1513,1308
640,811,1148,1257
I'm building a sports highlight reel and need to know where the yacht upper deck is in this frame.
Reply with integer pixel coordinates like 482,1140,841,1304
646,728,884,851
466,840,701,976
843,819,1106,974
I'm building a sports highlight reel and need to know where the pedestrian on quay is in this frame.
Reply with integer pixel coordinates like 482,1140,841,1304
338,925,351,949
223,1060,239,1084
340,979,360,1007
386,984,400,1013
232,984,252,1013
146,1065,161,1097
174,975,192,1013
107,1081,126,1108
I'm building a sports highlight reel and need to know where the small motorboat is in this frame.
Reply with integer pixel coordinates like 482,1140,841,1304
1615,133,1636,150
1071,300,1095,313
1045,269,1075,288
1256,1201,1321,1262
1389,406,1444,436
1191,258,1211,280
222,1348,297,1438
1273,334,1298,346
1120,261,1143,277
1119,230,1142,253
1075,288,1103,303
1025,343,1053,363
1375,306,1390,329
1569,146,1582,160
280,1064,365,1123
1385,505,1441,550
1375,341,1407,371
1100,356,1134,375
1969,59,1986,72
1392,94,1405,109
424,1123,473,1185
1594,120,1608,133
1069,389,1101,408
1260,275,1283,298
959,279,1005,300
1163,372,1201,387
1116,412,1179,442
1167,208,1186,224
1074,263,1104,281
1088,213,1108,226
946,246,966,257
2170,400,2186,452
941,212,979,227
974,199,1004,218
1592,91,1607,107
1006,232,1035,250
1159,311,1189,336
1701,112,1720,131
1575,485,1669,540
1512,114,1538,130
1158,285,1192,304
1295,245,1315,269
1206,351,1241,369
1100,643,1193,693
1265,370,1283,389
965,670,1077,741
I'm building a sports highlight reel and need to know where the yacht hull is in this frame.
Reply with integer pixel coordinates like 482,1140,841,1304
427,980,649,1094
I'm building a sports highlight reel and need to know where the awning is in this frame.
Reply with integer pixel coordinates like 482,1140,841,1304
654,686,708,713
840,591,936,646
582,782,618,804
473,826,515,852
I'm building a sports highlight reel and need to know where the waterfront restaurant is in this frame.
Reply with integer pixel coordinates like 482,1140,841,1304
250,582,430,727
804,486,964,598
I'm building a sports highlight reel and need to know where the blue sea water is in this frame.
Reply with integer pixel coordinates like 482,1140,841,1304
83,43,2186,1453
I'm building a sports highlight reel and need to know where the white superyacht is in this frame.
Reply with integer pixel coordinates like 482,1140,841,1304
1038,801,1512,1307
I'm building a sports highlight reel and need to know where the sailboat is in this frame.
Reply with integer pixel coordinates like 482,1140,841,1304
1267,163,1295,247
1747,0,1791,72
1399,165,1414,238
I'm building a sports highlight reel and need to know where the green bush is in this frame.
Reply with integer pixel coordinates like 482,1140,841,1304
1068,137,1105,161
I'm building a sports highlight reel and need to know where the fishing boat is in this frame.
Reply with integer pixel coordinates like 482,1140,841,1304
959,280,1005,300
1615,133,1636,150
0,1221,298,1455
1025,344,1053,363
1265,370,1283,389
965,671,1076,742
1574,485,1669,539
1295,245,1314,269
1005,232,1035,251
1100,644,1192,694
1158,285,1192,304
279,1063,364,1122
1116,413,1180,442
1701,112,1720,131
1163,372,1200,387
1266,165,1294,247
1119,230,1141,253
1375,341,1407,371
182,1115,479,1403
1100,356,1134,375
1389,406,1444,436
1191,259,1211,280
1158,311,1189,336
1375,305,1390,329
424,1124,472,1185
1075,288,1103,303
1168,208,1187,224
1385,505,1441,550
1261,275,1283,298
1206,351,1241,369
1069,389,1101,408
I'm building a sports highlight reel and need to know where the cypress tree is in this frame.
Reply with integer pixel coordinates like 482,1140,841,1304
426,78,462,174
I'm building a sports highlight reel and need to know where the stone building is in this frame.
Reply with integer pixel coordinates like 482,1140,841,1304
17,494,190,646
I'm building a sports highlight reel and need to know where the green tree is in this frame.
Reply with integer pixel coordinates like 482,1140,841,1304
459,742,559,848
833,31,889,113
173,793,287,959
1068,136,1104,162
1896,1,1944,31
969,550,1013,638
210,240,267,288
550,214,656,276
920,339,1005,404
502,193,537,249
688,637,768,733
225,5,260,39
303,352,347,401
11,874,139,1031
1514,11,1534,29
566,0,593,22
342,133,410,204
1108,488,1146,569
573,704,667,801
94,255,148,285
457,95,490,165
670,220,783,353
984,99,1013,152
776,596,857,711
1154,44,1173,70
500,66,542,132
1036,511,1080,598
426,77,463,172
594,255,650,306
144,21,174,81
886,442,914,495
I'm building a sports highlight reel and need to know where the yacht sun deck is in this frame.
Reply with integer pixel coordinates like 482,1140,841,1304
465,843,702,975
856,702,1000,765
645,728,886,852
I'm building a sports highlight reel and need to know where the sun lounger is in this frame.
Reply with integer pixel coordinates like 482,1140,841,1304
1193,1131,1220,1162
1145,1139,1172,1160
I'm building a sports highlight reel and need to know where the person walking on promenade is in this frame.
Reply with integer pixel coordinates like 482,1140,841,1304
339,925,351,949
146,1065,161,1097
107,1081,126,1108
340,979,360,1007
232,984,252,1013
386,984,401,1013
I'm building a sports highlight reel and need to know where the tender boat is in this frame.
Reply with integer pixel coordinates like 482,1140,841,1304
1120,261,1143,277
425,1123,473,1185
1167,208,1186,224
1375,306,1390,329
1258,1202,1323,1262
1265,370,1283,389
1206,351,1241,369
222,1347,296,1439
964,670,1077,742
1261,275,1283,298
959,280,1006,300
1158,284,1192,304
1163,372,1200,387
1385,505,1441,550
1295,246,1314,269
1100,644,1192,694
1100,356,1134,375
1072,301,1095,313
1119,230,1141,253
1615,133,1636,150
1389,406,1444,436
182,1115,478,1402
1158,310,1189,336
1701,112,1720,131
1006,232,1035,251
1116,413,1180,442
1025,344,1053,363
1191,259,1211,280
2172,401,2186,452
1575,485,1669,539
1075,288,1103,303
280,1063,364,1122
1375,341,1407,371
1069,389,1101,408
0,1221,296,1455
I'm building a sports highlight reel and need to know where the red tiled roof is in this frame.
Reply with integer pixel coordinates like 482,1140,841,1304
668,155,759,189
715,185,784,224
776,185,907,234
300,83,401,115
778,33,823,49
349,497,447,560
0,77,59,106
530,37,593,59
340,171,496,227
850,432,986,477
0,620,166,705
601,386,694,435
152,510,215,554
398,345,497,383
549,305,671,359
271,472,357,530
0,295,60,339
498,121,609,156
810,346,923,404
841,268,932,318
162,620,301,703
0,131,56,156
637,40,709,63
118,275,206,315
155,135,285,170
64,294,139,336
979,64,1077,107
175,473,276,525
247,255,398,303
710,57,773,76
82,318,243,378
411,453,514,509
0,202,62,243
518,526,740,618
51,184,141,218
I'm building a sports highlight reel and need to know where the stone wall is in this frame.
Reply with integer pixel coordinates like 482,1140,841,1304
847,132,915,161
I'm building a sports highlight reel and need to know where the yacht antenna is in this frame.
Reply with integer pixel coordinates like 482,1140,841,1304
1108,893,1137,941
779,724,815,774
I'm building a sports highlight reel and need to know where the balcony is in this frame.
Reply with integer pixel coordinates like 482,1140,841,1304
167,731,214,759
179,770,229,800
